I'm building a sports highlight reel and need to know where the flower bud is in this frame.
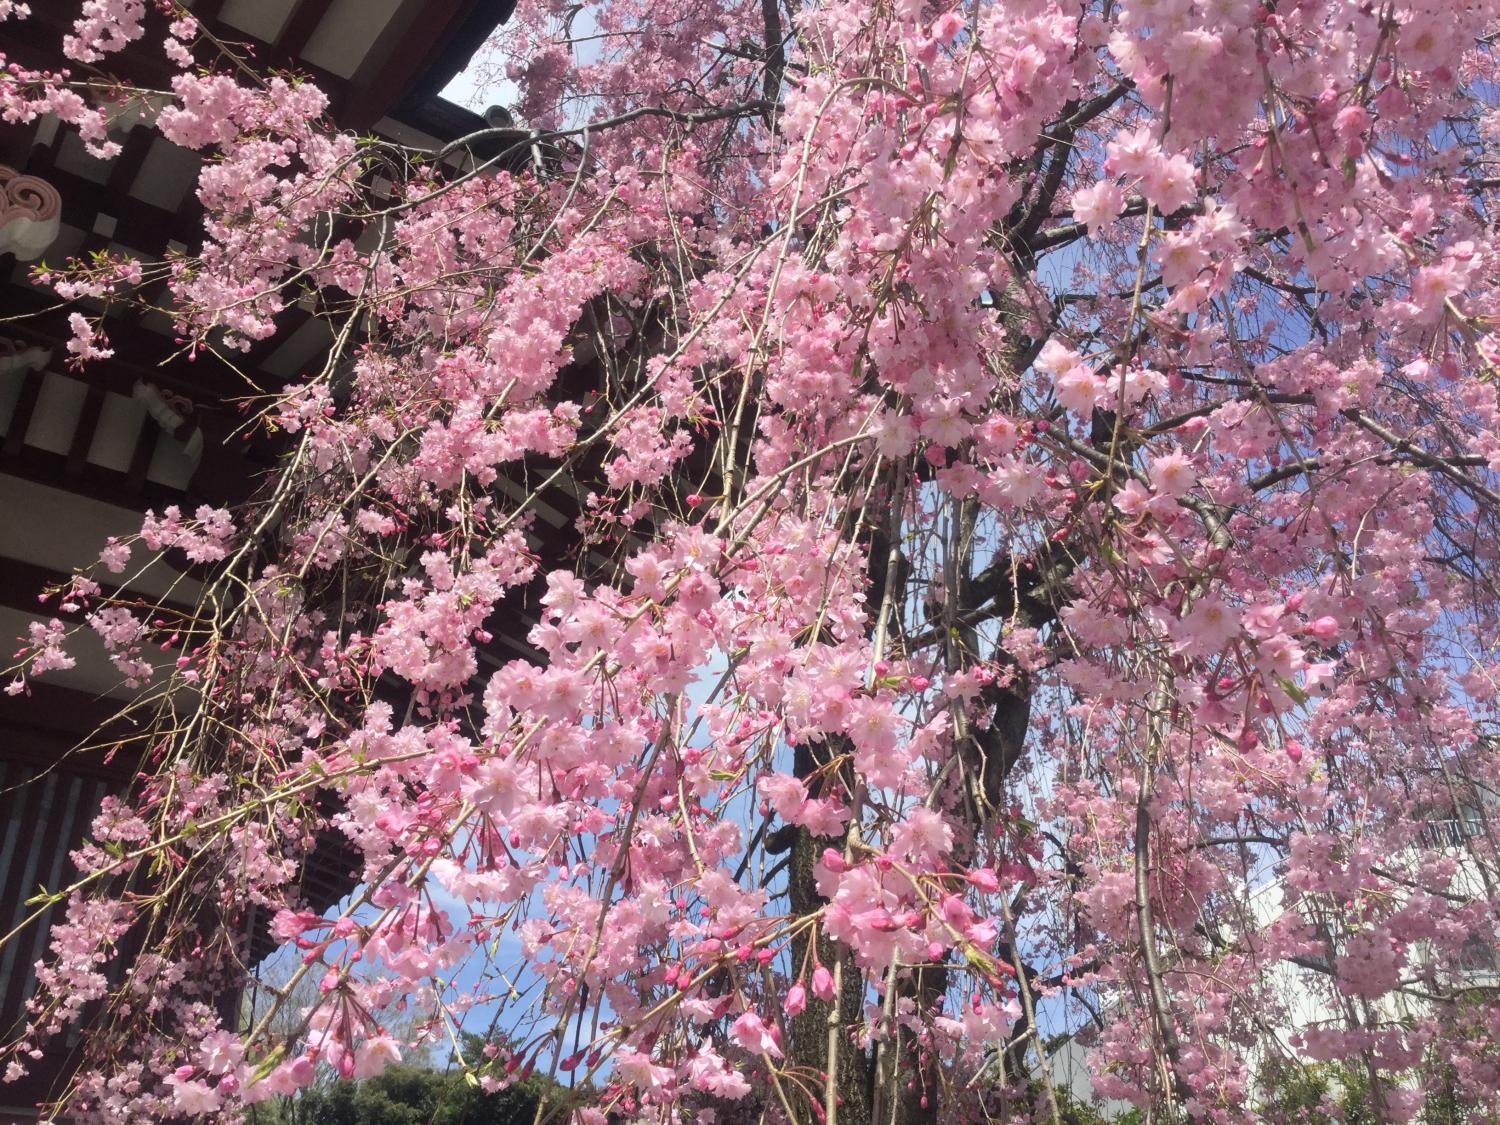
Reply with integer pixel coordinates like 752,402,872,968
812,965,835,1001
786,984,807,1016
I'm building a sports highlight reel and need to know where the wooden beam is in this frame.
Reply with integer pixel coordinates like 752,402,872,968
65,383,106,477
1,368,44,458
0,284,252,402
239,302,315,374
0,117,40,167
13,143,187,260
125,414,159,493
0,677,146,753
5,6,354,110
341,0,471,130
0,445,186,510
1,396,270,511
0,0,497,137
275,0,338,59
0,290,295,510
103,126,155,197
0,556,86,616
390,0,519,106
0,555,197,631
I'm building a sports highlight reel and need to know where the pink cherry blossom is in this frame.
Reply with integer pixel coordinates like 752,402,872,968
1070,180,1127,237
729,1011,783,1059
5,0,1500,1120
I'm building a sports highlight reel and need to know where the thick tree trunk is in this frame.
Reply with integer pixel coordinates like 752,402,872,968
786,741,873,1125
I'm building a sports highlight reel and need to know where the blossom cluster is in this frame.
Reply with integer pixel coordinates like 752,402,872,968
5,0,1500,1122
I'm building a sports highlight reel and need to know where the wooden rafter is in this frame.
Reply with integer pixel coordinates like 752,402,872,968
275,0,338,60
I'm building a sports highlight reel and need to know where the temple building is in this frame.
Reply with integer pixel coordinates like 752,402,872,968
0,3,522,1116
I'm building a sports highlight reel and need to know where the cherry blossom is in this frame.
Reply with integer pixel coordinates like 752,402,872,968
3,0,1500,1121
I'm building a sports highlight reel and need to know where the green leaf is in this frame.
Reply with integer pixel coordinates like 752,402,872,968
1274,674,1309,706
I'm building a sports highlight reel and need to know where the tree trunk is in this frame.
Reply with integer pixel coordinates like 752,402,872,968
786,740,872,1125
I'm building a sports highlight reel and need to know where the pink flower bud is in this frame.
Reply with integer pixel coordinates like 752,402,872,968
965,868,1001,893
1308,616,1340,643
820,847,852,873
288,1056,316,1087
786,984,807,1016
812,964,835,1001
